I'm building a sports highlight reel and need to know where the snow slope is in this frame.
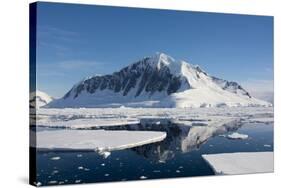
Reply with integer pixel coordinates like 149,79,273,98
202,152,273,175
30,90,53,108
46,53,271,108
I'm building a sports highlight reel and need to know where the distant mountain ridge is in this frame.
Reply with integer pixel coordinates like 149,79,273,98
46,53,271,108
30,90,53,108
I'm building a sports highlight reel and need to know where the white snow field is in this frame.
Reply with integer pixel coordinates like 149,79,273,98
202,152,274,175
32,130,166,152
31,106,273,153
34,106,273,129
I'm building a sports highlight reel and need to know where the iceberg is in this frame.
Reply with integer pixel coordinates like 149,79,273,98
32,130,166,152
227,132,248,140
202,152,273,175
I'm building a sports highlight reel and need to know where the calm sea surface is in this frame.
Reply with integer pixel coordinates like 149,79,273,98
35,122,273,186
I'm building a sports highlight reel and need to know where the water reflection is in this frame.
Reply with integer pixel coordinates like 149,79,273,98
100,119,243,162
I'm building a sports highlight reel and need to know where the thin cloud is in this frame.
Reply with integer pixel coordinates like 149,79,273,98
241,79,273,93
38,25,78,39
37,60,109,78
37,25,81,57
241,79,273,103
57,60,101,70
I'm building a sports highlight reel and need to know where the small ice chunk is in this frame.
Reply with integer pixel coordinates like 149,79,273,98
155,121,161,125
104,173,110,177
97,150,111,158
78,166,84,170
101,163,105,166
264,144,271,147
77,154,83,157
34,182,42,186
48,180,57,184
227,132,248,140
50,156,61,160
140,176,147,179
75,180,81,183
51,170,59,174
176,170,181,173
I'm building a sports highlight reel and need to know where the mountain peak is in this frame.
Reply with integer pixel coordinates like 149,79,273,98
46,54,271,108
154,52,174,60
30,90,53,108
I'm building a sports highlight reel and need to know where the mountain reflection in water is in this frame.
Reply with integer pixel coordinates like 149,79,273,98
98,118,242,162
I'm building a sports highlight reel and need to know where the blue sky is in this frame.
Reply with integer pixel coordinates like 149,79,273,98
35,2,273,98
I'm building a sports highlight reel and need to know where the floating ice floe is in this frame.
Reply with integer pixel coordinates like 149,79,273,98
37,118,140,129
227,132,248,140
75,180,81,183
202,152,273,175
35,106,273,130
140,176,147,179
48,180,58,184
98,151,111,158
33,130,166,152
50,156,61,160
34,182,42,186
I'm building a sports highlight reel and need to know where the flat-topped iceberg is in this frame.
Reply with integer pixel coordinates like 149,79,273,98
202,152,273,175
36,118,140,129
32,130,166,152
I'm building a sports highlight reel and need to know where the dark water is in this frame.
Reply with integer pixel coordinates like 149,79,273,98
35,122,273,186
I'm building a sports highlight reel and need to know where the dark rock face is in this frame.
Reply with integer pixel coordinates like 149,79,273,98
64,57,187,99
223,81,251,98
62,53,250,101
211,76,251,98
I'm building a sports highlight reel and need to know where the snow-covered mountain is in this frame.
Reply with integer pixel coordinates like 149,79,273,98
46,53,271,108
30,90,53,108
